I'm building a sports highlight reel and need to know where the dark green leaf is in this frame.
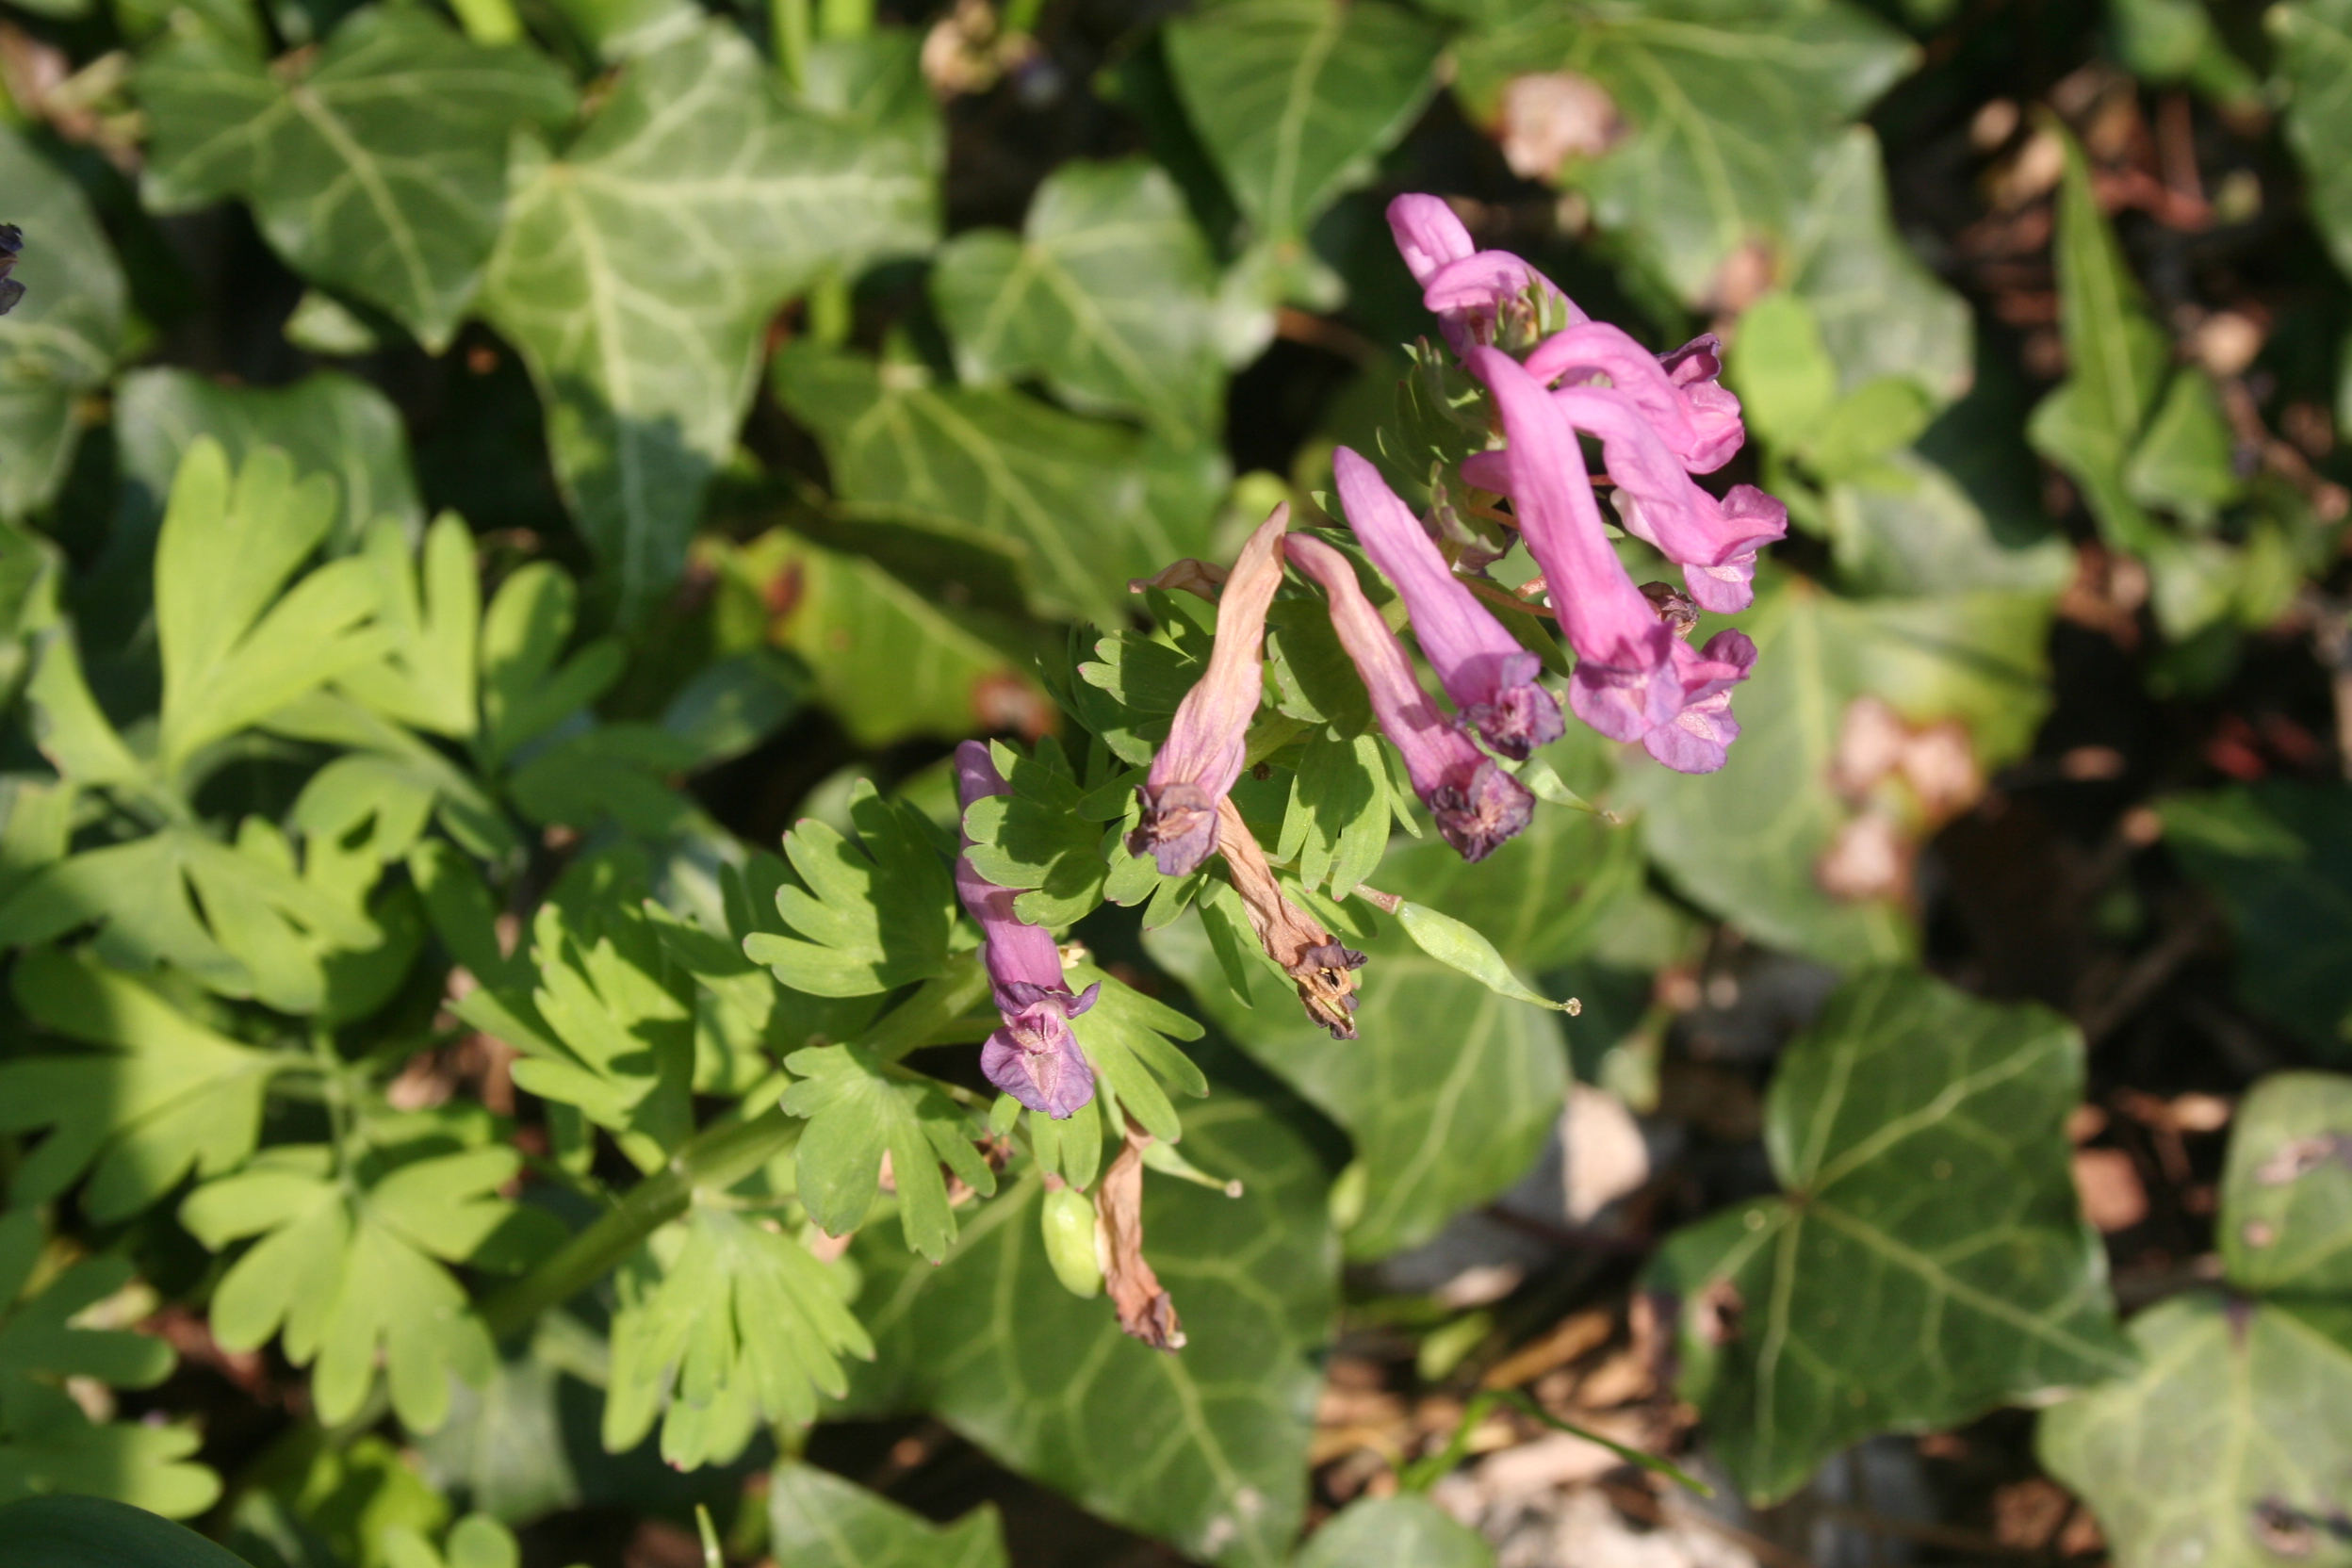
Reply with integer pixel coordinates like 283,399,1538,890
774,346,1225,627
0,1495,250,1566
0,126,125,520
935,156,1223,436
835,1091,1335,1568
2220,1071,2352,1294
2161,783,2352,1058
138,7,574,350
2277,0,2352,282
779,1042,996,1261
1652,969,2131,1504
482,25,939,621
767,1462,1006,1568
2123,369,2245,530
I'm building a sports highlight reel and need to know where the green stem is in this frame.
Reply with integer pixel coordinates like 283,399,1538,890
816,0,872,39
773,0,811,91
481,957,990,1341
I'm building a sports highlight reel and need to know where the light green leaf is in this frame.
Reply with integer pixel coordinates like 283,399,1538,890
935,156,1223,436
960,741,1113,927
116,367,424,554
779,1042,997,1261
731,530,1030,750
2123,368,2246,530
1619,576,2050,967
1391,901,1580,1012
2221,1072,2352,1295
1729,294,1838,452
602,1207,874,1468
1822,450,2075,598
0,126,125,520
1651,968,2131,1504
1294,1495,1496,1568
775,346,1225,627
184,1145,513,1432
1149,907,1566,1261
1276,732,1391,900
2025,124,2171,555
506,725,707,840
1165,0,1444,253
1450,0,1916,306
2115,0,2260,100
1075,628,1205,767
0,825,378,1011
1783,128,1973,405
2039,1296,2352,1568
499,899,696,1154
335,514,481,738
477,561,626,769
836,1091,1335,1568
2160,783,2352,1058
2277,0,2352,283
745,779,956,998
138,7,574,350
767,1462,1006,1568
1063,958,1210,1146
0,946,278,1221
482,24,939,622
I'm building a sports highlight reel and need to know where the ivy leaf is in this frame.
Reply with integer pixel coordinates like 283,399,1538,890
1448,0,1915,307
482,24,939,623
766,1462,1007,1568
602,1208,875,1468
743,781,956,999
933,156,1224,437
0,125,125,521
2160,783,2352,1060
182,1145,523,1433
1650,968,2132,1505
2122,368,2245,529
138,6,575,351
779,1043,997,1262
834,1090,1335,1568
1617,576,2050,968
335,514,481,739
729,531,1034,751
0,1211,217,1518
0,825,379,1011
2274,0,2352,284
2039,1071,2352,1568
1148,907,1566,1261
1294,1496,1496,1568
1163,0,1444,257
776,346,1226,627
2039,1295,2352,1568
0,1497,250,1561
0,946,278,1221
2220,1072,2352,1295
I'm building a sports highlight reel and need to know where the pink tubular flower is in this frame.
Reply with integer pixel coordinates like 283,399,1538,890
1129,505,1291,875
956,742,1099,1119
1386,195,1581,356
1285,534,1533,860
1332,446,1562,760
1465,347,1756,776
1522,323,1744,474
1461,387,1787,613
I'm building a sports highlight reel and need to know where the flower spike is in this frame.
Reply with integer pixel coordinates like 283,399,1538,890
1284,533,1533,861
1332,446,1562,759
1129,505,1292,875
1521,322,1745,474
956,743,1099,1118
1465,347,1756,775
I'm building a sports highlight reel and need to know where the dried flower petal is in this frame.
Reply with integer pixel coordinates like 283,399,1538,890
1130,505,1291,874
956,742,1098,1118
1285,533,1534,860
1096,1123,1185,1350
1214,797,1364,1037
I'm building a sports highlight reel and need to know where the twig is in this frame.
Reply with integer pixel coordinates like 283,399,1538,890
2077,905,2220,1047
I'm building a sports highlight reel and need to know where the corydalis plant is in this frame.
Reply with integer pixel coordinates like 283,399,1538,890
956,742,1099,1118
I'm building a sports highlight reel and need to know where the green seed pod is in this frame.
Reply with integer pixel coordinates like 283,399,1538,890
1040,1185,1102,1299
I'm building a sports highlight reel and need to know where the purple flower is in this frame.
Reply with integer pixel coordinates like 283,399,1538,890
1284,534,1533,860
1465,347,1756,776
1129,505,1291,875
1332,446,1562,760
1462,386,1787,613
1522,323,1744,474
956,742,1099,1119
1386,195,1580,356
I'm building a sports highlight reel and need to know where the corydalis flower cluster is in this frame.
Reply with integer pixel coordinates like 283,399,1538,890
1386,194,1783,774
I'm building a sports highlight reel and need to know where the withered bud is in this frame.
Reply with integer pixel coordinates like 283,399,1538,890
1096,1122,1185,1351
1641,580,1701,639
1214,798,1365,1038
